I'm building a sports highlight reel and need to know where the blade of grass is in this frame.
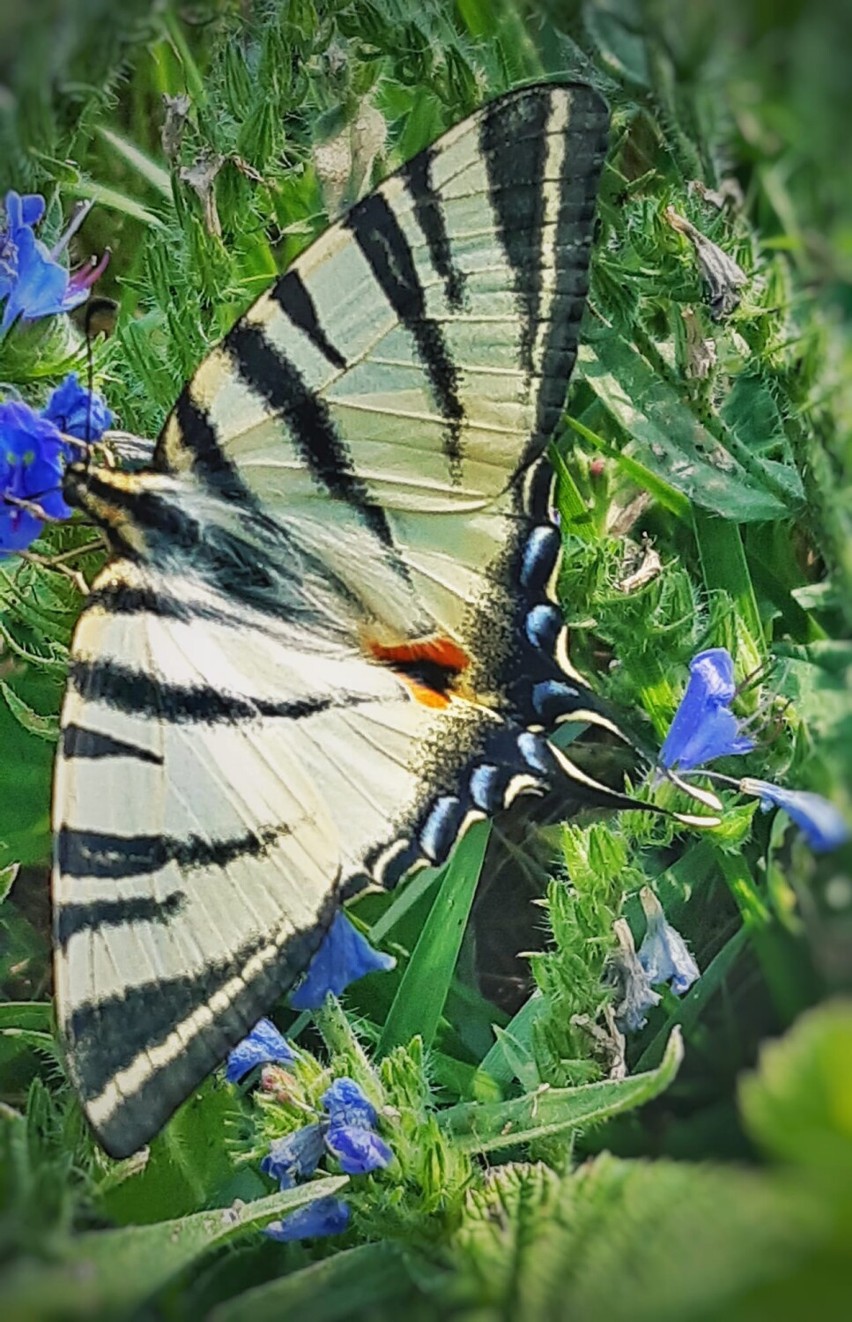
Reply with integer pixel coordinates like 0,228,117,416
694,512,765,651
94,127,172,196
66,181,167,229
377,822,490,1059
564,412,691,519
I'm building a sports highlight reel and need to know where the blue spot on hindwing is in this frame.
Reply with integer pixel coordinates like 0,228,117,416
532,679,581,723
517,731,557,778
419,795,464,863
525,604,562,653
520,525,561,593
469,764,502,812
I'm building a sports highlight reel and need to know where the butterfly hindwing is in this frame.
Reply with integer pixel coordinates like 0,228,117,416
53,82,613,1156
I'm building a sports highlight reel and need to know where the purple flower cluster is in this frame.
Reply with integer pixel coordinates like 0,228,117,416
0,374,112,556
226,1018,392,1244
0,191,108,333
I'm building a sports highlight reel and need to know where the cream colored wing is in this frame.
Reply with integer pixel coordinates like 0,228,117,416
155,82,609,647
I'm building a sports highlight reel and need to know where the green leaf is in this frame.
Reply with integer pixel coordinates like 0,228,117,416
576,337,800,521
694,512,765,651
478,991,547,1089
209,1241,421,1322
0,682,59,742
377,822,490,1058
739,1000,852,1173
3,1178,347,1322
0,1002,52,1032
448,1151,831,1322
97,1077,265,1225
439,1026,683,1153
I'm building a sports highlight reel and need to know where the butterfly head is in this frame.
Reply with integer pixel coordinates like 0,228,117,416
63,457,199,562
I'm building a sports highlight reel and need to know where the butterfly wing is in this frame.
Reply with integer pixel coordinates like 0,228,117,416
53,548,553,1156
156,82,609,650
54,82,617,1156
53,558,344,1154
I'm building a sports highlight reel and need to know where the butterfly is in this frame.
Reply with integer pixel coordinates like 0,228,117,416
52,81,661,1158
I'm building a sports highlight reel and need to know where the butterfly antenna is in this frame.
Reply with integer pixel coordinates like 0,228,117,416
83,302,96,455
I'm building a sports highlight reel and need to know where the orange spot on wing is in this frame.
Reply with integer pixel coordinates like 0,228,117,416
367,635,470,673
364,632,471,707
399,677,451,708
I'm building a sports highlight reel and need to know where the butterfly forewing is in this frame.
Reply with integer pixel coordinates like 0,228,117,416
54,82,613,1157
157,82,609,642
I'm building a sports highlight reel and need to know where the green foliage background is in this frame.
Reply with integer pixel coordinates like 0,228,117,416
1,1,850,1318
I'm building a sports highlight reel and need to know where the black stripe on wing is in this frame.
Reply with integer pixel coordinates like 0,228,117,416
480,87,549,385
226,320,395,548
401,146,467,312
56,892,186,947
271,269,348,370
84,582,294,641
56,822,288,881
344,192,466,475
69,658,366,724
62,724,163,765
63,889,338,1143
480,84,609,452
534,87,609,449
164,393,259,504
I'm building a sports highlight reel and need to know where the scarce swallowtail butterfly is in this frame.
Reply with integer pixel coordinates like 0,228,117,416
53,81,652,1158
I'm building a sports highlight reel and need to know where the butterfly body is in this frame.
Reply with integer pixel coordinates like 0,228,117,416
53,82,617,1156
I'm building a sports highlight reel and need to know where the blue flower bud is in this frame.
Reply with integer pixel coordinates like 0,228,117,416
637,888,700,996
42,372,112,441
261,1123,325,1188
740,779,849,854
325,1122,393,1176
225,1017,295,1083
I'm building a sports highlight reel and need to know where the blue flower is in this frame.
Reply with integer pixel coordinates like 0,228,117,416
320,1077,393,1175
321,1077,378,1130
740,779,850,854
325,1122,393,1176
0,194,44,299
637,887,700,995
260,1076,393,1191
42,373,112,441
289,911,396,1010
264,1195,351,1243
660,648,755,771
261,1123,326,1189
225,1017,295,1083
0,190,109,333
0,400,73,556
